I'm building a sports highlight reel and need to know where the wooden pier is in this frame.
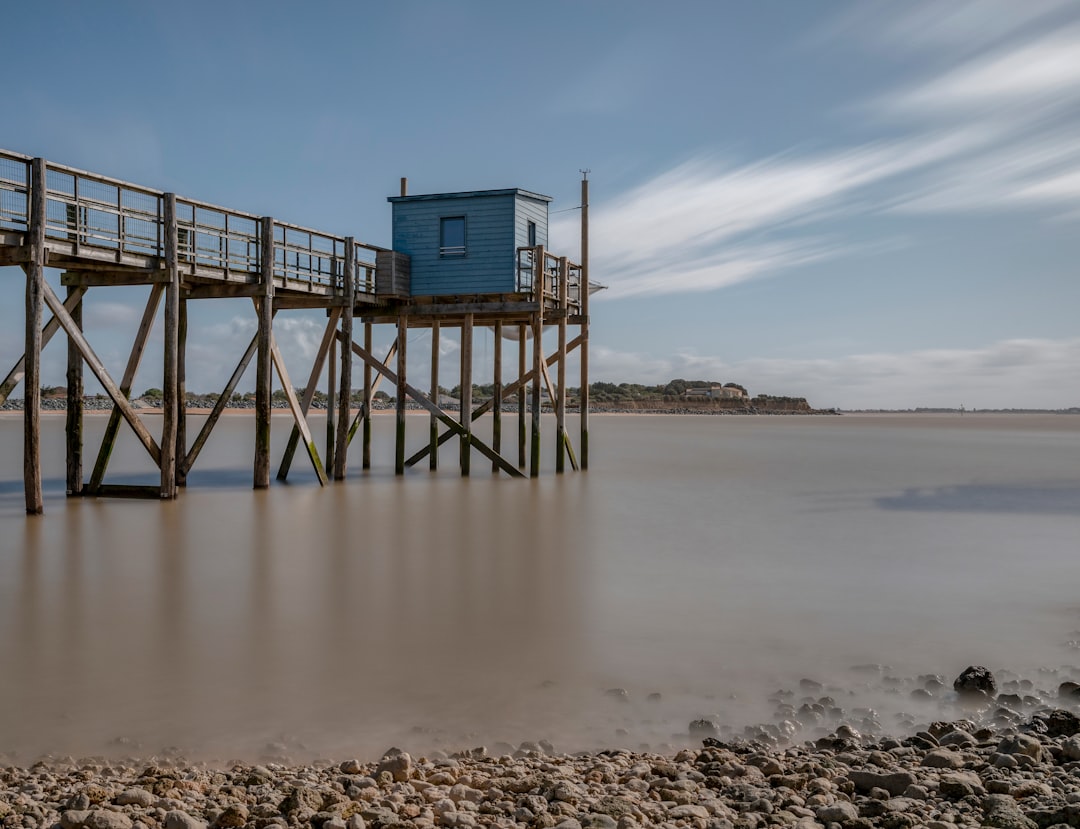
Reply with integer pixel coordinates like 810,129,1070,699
0,149,592,514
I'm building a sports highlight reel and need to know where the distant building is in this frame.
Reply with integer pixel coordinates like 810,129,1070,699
684,385,748,401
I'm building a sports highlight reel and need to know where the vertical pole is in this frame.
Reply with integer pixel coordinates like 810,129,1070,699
460,314,473,476
530,247,545,477
24,158,46,514
580,175,590,470
517,322,526,468
65,283,83,496
176,296,187,487
160,193,179,499
429,319,440,470
254,216,275,488
334,238,355,480
362,322,373,469
556,256,568,473
395,314,407,475
492,320,502,472
326,332,337,474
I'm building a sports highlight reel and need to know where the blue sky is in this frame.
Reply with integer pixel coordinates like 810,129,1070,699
3,0,1079,409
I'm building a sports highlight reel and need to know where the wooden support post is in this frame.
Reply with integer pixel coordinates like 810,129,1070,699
160,193,179,500
430,320,440,471
362,322,373,469
395,315,407,475
580,175,590,470
326,332,337,475
254,217,275,488
278,308,340,481
530,247,545,478
556,256,568,473
460,314,473,476
334,238,355,480
65,283,83,496
518,322,527,468
492,321,502,473
24,157,46,514
1,287,86,406
176,297,187,486
88,284,164,492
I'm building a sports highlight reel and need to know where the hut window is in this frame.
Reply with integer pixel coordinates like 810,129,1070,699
527,221,537,247
440,216,466,256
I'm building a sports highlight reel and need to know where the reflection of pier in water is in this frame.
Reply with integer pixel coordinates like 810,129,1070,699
1,469,587,758
0,148,595,514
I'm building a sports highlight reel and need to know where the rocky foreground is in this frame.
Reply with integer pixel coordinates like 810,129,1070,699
4,668,1080,829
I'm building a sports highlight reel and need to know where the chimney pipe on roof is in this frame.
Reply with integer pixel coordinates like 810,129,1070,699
400,177,407,197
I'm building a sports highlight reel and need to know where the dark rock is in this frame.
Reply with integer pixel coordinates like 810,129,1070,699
954,666,997,696
981,795,1036,829
847,769,917,797
688,719,719,737
1034,709,1080,738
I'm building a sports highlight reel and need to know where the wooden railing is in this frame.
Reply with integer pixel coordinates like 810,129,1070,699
0,148,383,295
516,246,582,307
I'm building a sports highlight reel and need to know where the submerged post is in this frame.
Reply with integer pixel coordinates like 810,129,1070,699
580,174,590,470
517,322,526,468
430,319,440,470
24,158,46,514
254,216,275,488
334,238,355,480
176,296,188,487
460,314,473,476
492,320,502,473
395,314,407,475
160,193,180,499
65,284,83,496
362,322,373,469
530,247,545,477
556,256,568,473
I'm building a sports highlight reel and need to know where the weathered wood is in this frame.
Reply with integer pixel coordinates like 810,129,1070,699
42,280,162,467
404,335,582,468
160,193,179,499
0,246,31,266
346,337,397,449
580,176,590,470
556,256,568,473
530,247,545,478
88,284,165,492
395,314,407,475
0,286,86,406
362,322,373,469
182,327,264,477
24,158,46,514
518,322,527,468
60,270,168,286
65,284,83,496
492,320,502,473
430,320,440,470
91,484,164,500
326,333,337,475
460,314,473,476
270,335,327,485
334,238,355,480
277,308,340,481
176,297,187,486
254,217,274,488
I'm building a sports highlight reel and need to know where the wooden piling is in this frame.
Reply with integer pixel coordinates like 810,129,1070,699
362,322,373,469
556,256,568,473
176,297,187,487
395,314,407,475
518,322,527,468
334,238,355,480
492,320,502,473
326,332,337,475
24,158,45,514
254,216,274,488
460,314,473,476
430,319,440,470
530,247,544,477
160,193,179,500
580,176,590,470
65,283,83,496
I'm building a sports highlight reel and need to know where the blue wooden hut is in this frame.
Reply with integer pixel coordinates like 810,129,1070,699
386,188,552,298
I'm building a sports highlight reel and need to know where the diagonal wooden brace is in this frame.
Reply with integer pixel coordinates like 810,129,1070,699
270,334,327,485
405,334,583,468
344,337,398,447
41,280,161,467
0,286,86,405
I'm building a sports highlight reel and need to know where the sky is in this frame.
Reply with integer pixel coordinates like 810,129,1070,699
2,0,1079,410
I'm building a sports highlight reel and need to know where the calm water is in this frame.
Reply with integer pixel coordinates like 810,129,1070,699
1,412,1079,761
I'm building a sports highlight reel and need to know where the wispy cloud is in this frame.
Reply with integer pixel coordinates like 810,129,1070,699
558,3,1080,300
590,337,1080,410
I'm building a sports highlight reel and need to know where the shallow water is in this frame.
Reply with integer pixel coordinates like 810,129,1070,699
1,412,1079,761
